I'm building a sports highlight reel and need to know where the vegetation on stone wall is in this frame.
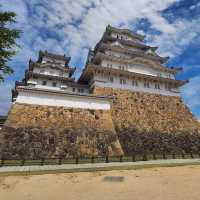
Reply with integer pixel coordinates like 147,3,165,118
118,125,200,156
0,126,120,159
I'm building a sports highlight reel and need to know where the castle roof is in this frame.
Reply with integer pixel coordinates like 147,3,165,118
106,25,145,41
29,60,75,76
93,52,179,73
25,70,75,82
15,86,108,100
38,50,71,64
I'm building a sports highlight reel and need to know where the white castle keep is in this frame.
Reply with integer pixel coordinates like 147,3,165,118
12,25,188,110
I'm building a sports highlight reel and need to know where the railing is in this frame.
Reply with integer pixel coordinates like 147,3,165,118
1,152,200,167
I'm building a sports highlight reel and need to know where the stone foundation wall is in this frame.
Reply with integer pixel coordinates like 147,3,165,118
1,87,200,158
93,87,200,155
0,103,123,159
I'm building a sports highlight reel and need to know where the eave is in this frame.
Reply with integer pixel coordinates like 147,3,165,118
16,86,108,100
106,25,145,41
25,71,75,82
93,52,178,74
29,61,75,75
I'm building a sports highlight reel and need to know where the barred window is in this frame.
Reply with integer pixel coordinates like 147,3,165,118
120,79,126,85
42,81,47,86
109,77,114,83
132,80,138,87
144,81,150,88
52,82,57,87
155,83,160,89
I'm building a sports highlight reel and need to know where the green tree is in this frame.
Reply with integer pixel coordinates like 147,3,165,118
0,11,21,81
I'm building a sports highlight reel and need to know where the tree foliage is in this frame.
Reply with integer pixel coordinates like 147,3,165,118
0,11,21,81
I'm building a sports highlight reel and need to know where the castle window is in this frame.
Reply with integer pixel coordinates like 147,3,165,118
165,83,170,91
119,66,125,70
157,73,162,77
144,81,150,88
132,80,138,87
72,88,76,92
40,69,45,74
42,81,47,86
109,77,114,83
120,79,126,85
78,88,84,93
52,82,57,87
155,83,160,89
167,74,171,78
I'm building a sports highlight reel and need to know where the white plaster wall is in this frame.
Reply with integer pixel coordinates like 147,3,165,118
101,60,175,79
27,77,89,94
33,67,69,78
105,50,131,59
42,57,65,66
93,74,180,97
16,90,110,110
111,33,140,43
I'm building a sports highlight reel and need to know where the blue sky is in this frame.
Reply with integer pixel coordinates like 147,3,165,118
0,0,200,119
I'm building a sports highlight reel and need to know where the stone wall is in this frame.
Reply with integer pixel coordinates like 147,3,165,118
0,103,123,159
1,87,200,158
93,87,200,155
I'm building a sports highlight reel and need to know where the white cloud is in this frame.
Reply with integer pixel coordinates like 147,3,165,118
181,75,200,118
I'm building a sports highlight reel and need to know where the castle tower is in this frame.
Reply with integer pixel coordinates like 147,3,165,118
79,25,200,155
79,25,187,96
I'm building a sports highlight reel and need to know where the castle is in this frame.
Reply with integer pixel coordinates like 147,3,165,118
1,25,200,159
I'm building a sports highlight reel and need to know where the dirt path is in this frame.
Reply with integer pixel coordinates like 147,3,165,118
0,165,199,200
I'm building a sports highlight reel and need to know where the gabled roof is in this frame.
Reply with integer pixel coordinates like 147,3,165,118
106,25,145,41
38,51,71,64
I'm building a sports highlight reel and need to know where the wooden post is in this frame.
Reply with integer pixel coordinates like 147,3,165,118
0,159,4,167
132,155,136,162
181,153,185,159
163,152,166,159
41,158,45,166
119,156,123,162
190,152,194,158
58,158,62,165
21,159,25,166
75,157,79,164
143,154,147,161
106,156,109,163
91,156,94,163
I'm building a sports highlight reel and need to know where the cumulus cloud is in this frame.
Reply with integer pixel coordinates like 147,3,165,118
182,75,200,119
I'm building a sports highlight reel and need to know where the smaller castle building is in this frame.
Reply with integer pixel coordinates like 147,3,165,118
12,51,110,110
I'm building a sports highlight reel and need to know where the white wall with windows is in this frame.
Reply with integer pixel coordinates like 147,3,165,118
33,66,69,78
111,33,141,43
42,57,66,66
92,74,180,96
27,77,89,94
